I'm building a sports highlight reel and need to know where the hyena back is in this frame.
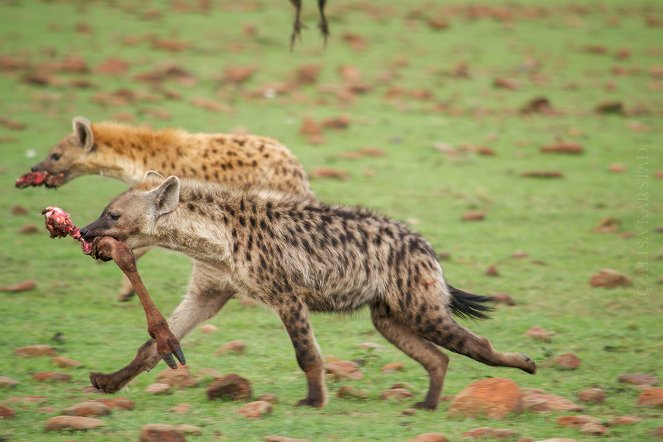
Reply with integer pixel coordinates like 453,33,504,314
81,175,536,409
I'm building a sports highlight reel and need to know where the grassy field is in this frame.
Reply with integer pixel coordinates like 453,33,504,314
1,1,662,441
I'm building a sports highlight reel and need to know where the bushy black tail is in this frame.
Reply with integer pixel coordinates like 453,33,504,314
448,285,494,320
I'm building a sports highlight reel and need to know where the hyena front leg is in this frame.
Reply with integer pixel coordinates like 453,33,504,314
90,264,235,393
370,302,449,410
117,246,150,302
275,296,326,407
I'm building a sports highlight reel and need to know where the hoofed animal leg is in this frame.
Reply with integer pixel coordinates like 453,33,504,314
116,246,151,302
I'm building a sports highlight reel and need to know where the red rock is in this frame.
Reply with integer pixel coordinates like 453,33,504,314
526,326,554,342
554,353,581,370
0,376,19,388
52,356,82,368
156,364,197,388
462,210,486,221
540,142,584,154
520,97,554,115
63,401,111,417
200,324,218,333
93,397,134,410
450,378,521,419
45,416,105,431
485,265,500,277
176,424,202,435
358,342,383,350
380,388,413,400
11,205,28,215
207,374,252,400
325,360,363,380
310,168,348,180
14,345,56,357
611,415,641,425
0,405,15,419
512,250,529,259
492,293,515,306
170,403,191,414
337,386,368,399
145,383,172,394
577,388,605,403
493,77,519,90
33,372,70,382
238,400,272,418
322,116,351,130
594,217,621,233
608,163,626,173
139,423,186,442
358,147,386,157
18,224,39,234
299,118,324,145
294,64,321,85
462,427,518,439
651,427,663,439
95,57,129,75
557,415,599,428
618,373,658,386
382,362,405,373
265,436,310,442
6,395,47,403
475,146,496,156
522,170,564,178
256,393,279,404
637,387,663,407
590,269,631,287
520,388,583,412
401,408,417,416
581,422,608,435
1,280,37,293
407,433,449,442
595,101,623,115
216,340,246,355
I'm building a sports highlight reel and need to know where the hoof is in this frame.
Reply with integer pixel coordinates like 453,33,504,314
296,397,324,408
520,353,537,374
89,372,121,394
413,401,438,411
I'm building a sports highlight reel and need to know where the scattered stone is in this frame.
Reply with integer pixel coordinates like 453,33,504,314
590,269,631,287
6,395,47,404
493,77,519,90
608,163,626,173
520,96,554,115
265,436,310,442
382,362,405,373
492,293,515,306
309,167,348,180
618,373,658,387
577,388,605,404
337,385,368,399
170,403,191,414
238,400,272,418
257,393,279,404
450,378,521,419
200,324,218,333
216,340,246,355
11,205,28,215
0,405,15,419
177,424,202,436
45,416,105,431
556,415,599,428
156,364,197,388
63,401,111,417
540,142,584,154
462,427,517,439
651,427,663,439
139,423,186,442
380,388,413,400
322,116,351,130
462,210,486,222
611,415,641,425
401,408,417,416
522,170,564,178
554,353,581,370
595,101,624,115
33,372,71,382
526,326,555,342
0,376,19,388
207,374,252,401
520,388,583,412
299,118,324,144
93,397,134,410
19,223,39,234
325,360,363,380
1,280,37,293
637,387,663,407
594,217,621,233
512,250,529,259
580,422,608,435
14,344,56,357
358,342,383,350
52,356,82,368
407,433,449,442
145,383,172,395
485,265,500,277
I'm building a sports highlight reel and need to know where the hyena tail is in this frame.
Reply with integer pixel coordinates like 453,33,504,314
448,284,493,320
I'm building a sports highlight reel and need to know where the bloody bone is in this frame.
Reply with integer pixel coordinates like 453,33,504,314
41,207,185,375
16,171,65,188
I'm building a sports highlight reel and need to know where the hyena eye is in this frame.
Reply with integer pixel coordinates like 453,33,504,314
107,212,121,221
50,153,61,161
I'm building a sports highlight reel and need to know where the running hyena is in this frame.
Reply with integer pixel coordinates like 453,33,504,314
24,117,313,300
80,174,536,409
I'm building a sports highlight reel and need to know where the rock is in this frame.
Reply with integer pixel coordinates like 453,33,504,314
63,401,111,417
14,344,56,357
580,422,608,435
299,118,324,144
309,167,348,180
610,415,641,425
520,388,583,412
200,324,218,333
0,279,37,292
139,423,186,442
265,436,310,442
216,340,246,355
590,269,631,288
577,388,605,404
6,395,47,404
522,170,564,179
0,376,19,388
322,116,351,130
462,210,486,221
540,142,584,154
651,427,663,439
492,293,516,305
594,217,621,233
18,223,39,234
512,250,529,259
52,356,82,368
207,374,252,401
11,204,28,215
618,373,658,386
145,383,172,395
257,393,279,404
0,405,15,419
556,415,599,428
484,265,500,276
450,378,521,419
526,326,555,342
177,424,202,435
401,408,417,416
462,427,518,439
337,385,368,399
380,388,413,400
156,364,197,388
637,387,663,407
238,400,272,418
93,397,134,410
170,403,191,414
358,342,383,350
33,371,71,382
325,360,363,380
407,433,449,442
608,163,626,173
382,362,405,373
45,416,105,431
554,353,581,370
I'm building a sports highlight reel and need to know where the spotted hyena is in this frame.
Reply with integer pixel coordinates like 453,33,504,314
80,174,536,409
24,117,313,300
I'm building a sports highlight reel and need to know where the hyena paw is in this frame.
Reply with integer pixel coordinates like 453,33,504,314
413,401,438,411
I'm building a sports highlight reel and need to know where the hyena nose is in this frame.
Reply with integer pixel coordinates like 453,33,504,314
31,165,39,172
79,228,89,239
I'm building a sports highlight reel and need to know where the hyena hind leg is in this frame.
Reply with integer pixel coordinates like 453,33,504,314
370,302,449,410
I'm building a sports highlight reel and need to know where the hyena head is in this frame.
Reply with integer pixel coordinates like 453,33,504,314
30,117,97,185
80,173,181,249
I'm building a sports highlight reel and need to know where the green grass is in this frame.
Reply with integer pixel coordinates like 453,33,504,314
1,1,662,441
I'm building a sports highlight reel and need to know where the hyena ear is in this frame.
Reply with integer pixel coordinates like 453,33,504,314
152,176,180,215
72,117,94,151
144,171,165,181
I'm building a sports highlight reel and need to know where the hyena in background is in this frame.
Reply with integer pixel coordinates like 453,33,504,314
80,175,536,409
25,117,313,300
